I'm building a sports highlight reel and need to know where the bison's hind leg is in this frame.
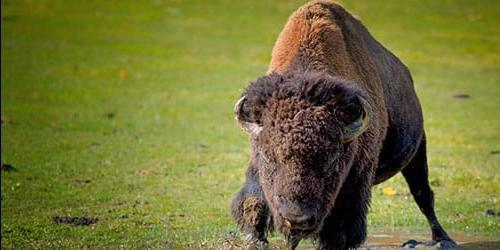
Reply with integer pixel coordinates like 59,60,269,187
231,167,272,247
401,135,456,249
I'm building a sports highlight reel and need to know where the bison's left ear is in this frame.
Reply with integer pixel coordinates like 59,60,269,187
234,96,263,135
338,95,373,143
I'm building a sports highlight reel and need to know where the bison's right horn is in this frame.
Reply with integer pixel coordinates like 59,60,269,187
234,96,263,135
340,95,372,143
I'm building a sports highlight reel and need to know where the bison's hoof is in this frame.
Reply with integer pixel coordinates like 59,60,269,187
434,240,457,250
402,239,457,249
402,239,423,248
244,233,269,250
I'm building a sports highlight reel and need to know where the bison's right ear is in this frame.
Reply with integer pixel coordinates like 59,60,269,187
234,96,263,135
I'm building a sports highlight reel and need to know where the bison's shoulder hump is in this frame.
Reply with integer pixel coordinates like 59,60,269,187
269,1,356,74
294,0,351,24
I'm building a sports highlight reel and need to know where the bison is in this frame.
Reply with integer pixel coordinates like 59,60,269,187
231,1,456,249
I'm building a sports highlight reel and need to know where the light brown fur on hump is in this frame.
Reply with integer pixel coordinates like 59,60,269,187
268,0,355,77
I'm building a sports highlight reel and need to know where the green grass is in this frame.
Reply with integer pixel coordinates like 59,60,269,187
1,0,499,248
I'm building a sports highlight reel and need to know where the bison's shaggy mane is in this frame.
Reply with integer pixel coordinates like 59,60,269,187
240,72,367,125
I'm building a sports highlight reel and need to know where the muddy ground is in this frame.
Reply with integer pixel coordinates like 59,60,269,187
218,230,500,250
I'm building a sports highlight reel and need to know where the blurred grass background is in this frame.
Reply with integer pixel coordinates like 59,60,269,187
1,0,499,248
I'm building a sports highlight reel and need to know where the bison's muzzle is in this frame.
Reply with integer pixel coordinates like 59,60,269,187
275,196,319,230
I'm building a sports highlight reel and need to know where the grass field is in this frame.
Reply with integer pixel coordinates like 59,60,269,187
1,0,499,248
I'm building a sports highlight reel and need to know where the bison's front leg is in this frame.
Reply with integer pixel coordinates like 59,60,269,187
317,168,374,250
231,163,271,247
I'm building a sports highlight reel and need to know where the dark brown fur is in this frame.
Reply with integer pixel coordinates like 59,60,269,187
231,1,456,249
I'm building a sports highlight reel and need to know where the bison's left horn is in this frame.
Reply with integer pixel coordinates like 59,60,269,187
340,95,373,143
234,96,263,135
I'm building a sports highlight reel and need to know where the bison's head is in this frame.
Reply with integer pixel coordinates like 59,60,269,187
235,72,372,239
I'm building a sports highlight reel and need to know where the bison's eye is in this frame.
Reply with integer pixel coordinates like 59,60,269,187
330,163,338,172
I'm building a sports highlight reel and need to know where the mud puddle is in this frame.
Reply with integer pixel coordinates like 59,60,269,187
362,229,499,249
220,229,499,249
